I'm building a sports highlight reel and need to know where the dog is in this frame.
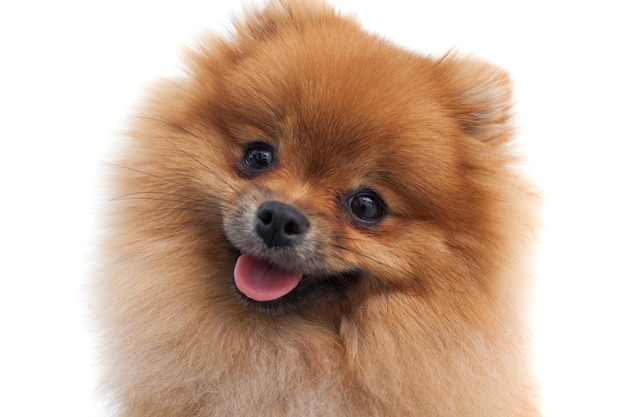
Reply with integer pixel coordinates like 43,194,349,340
93,1,540,415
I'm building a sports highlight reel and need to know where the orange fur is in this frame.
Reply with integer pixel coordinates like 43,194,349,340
94,1,540,415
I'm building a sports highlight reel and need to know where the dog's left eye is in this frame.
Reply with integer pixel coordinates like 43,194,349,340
242,142,275,171
348,190,386,224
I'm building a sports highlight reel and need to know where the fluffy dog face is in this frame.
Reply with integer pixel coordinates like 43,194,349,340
138,2,519,317
98,2,539,415
116,1,526,319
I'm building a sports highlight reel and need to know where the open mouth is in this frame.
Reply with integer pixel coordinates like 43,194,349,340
227,247,360,314
234,253,303,302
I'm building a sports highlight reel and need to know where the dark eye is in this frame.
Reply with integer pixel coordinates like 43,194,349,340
348,190,386,224
242,142,274,171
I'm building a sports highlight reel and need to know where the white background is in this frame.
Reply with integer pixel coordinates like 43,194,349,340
1,1,624,416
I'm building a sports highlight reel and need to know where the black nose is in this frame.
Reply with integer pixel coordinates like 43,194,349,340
255,201,310,248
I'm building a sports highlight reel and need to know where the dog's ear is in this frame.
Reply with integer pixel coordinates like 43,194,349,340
438,53,515,146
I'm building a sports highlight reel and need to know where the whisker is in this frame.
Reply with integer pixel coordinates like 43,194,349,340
324,243,392,293
139,213,211,228
328,241,409,276
110,191,234,212
106,162,215,198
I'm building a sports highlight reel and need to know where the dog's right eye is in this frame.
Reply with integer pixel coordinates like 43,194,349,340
347,190,386,225
242,142,275,172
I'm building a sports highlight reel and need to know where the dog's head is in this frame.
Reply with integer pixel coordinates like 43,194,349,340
123,1,530,316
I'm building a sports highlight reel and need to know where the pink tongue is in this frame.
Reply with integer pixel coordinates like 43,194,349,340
234,254,303,302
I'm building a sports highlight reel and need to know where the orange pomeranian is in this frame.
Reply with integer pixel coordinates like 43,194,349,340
94,1,540,416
